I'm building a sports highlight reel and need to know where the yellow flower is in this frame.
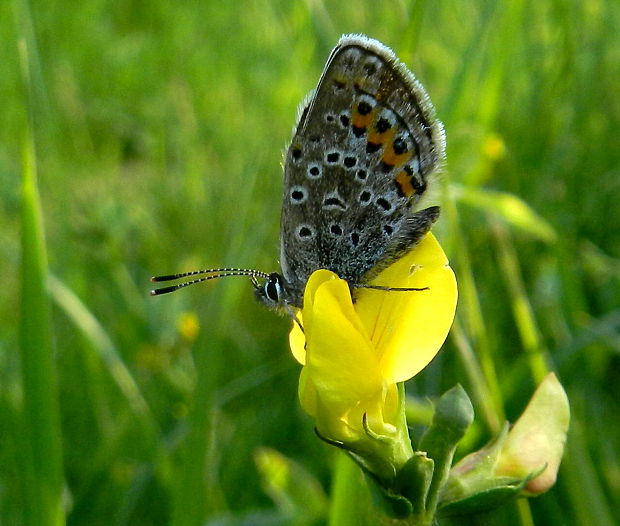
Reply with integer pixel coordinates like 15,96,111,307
289,233,457,466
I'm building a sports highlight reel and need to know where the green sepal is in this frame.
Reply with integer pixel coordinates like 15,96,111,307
363,466,414,519
438,469,543,517
314,427,397,486
393,452,434,513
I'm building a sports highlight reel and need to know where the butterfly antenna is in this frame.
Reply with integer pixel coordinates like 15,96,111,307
150,268,269,296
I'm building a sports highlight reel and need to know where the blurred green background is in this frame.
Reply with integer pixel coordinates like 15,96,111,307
3,1,619,525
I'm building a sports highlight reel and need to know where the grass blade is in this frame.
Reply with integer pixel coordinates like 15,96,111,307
19,121,66,525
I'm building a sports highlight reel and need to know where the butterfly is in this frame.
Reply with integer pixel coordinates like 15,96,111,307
151,34,445,310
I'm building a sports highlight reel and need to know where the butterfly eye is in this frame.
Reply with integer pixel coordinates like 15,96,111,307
264,273,283,303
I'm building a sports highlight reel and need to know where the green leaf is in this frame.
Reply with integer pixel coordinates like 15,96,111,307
452,184,557,243
19,127,65,524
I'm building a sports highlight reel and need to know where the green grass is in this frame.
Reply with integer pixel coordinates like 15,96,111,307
2,1,619,524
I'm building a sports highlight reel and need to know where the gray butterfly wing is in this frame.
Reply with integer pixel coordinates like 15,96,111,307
279,34,445,307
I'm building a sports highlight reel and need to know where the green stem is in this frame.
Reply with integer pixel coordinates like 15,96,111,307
328,453,368,526
490,219,551,382
443,188,504,432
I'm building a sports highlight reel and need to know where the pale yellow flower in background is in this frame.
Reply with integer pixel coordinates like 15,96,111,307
442,372,570,512
495,372,570,495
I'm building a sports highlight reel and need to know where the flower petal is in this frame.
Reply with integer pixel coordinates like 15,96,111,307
355,233,457,383
289,269,337,365
300,272,386,439
289,315,306,365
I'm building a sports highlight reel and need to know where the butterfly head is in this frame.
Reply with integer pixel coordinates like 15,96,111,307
150,267,286,306
250,272,286,307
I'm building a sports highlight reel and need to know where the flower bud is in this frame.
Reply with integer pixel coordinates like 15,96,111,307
440,373,570,515
495,372,570,495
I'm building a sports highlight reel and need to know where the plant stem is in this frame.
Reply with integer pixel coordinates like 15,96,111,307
328,453,368,526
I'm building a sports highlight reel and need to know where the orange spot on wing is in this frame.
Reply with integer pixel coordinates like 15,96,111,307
395,171,415,197
368,127,395,146
352,111,373,129
383,145,411,167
